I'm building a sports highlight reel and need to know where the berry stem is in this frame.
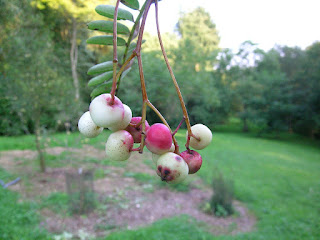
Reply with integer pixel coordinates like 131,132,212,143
172,117,185,136
154,0,194,147
134,0,153,153
110,0,121,103
116,1,148,94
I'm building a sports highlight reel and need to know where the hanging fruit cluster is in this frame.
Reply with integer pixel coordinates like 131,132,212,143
78,0,212,184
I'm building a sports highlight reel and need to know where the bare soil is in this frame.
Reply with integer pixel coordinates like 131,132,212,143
0,146,256,238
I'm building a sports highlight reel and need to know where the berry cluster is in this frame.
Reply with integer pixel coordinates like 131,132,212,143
79,0,213,184
78,93,212,184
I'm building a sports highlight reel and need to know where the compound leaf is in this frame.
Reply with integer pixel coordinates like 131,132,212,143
95,5,134,22
87,20,130,35
120,0,139,10
87,61,113,75
90,81,113,99
88,71,113,87
87,35,126,46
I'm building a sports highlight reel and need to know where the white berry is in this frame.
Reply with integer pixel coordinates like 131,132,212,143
78,111,103,138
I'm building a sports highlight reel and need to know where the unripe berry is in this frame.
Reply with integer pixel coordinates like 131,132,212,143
180,150,202,174
156,152,189,183
78,111,103,138
145,123,172,155
125,117,150,143
89,93,124,128
105,130,134,161
187,124,212,150
108,104,132,132
152,143,175,165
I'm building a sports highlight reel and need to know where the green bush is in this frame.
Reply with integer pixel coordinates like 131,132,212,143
210,171,234,217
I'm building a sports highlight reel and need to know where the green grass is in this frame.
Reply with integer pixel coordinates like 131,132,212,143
101,130,320,240
0,169,49,239
101,215,214,240
0,128,319,240
0,131,111,151
192,132,320,240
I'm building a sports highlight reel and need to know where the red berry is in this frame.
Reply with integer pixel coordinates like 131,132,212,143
125,117,150,143
180,150,202,174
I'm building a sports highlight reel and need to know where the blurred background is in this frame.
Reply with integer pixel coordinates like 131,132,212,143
0,0,319,239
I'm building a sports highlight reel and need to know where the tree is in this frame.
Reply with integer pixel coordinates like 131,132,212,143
33,0,112,102
2,0,75,171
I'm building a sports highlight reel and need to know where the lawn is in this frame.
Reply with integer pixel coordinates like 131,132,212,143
0,129,319,240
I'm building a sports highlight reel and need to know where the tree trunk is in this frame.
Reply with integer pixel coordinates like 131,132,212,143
242,117,249,132
70,17,80,101
35,117,46,172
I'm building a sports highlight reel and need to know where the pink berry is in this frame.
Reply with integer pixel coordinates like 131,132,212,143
145,123,172,155
125,117,150,143
180,150,202,174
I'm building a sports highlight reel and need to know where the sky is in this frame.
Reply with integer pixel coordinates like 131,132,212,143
137,0,320,52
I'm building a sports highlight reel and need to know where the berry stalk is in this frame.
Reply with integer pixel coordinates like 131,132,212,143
110,0,121,102
154,0,194,148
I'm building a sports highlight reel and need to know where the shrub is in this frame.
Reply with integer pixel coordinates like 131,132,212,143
210,171,234,217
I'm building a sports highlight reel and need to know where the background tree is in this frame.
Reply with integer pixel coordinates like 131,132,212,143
1,0,75,171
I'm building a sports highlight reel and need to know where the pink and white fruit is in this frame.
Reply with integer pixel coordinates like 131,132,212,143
105,130,134,161
108,104,132,132
187,124,212,150
152,143,175,165
180,150,202,174
78,111,103,138
156,152,189,183
145,123,172,155
89,93,124,128
125,117,150,143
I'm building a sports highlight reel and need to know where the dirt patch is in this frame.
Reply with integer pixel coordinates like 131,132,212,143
0,147,256,238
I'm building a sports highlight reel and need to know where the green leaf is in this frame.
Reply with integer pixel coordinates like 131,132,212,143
90,82,113,99
95,5,134,22
87,61,113,75
120,0,139,10
121,67,131,80
88,71,113,87
87,20,130,35
87,36,126,46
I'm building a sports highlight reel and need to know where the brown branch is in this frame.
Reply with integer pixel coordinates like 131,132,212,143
155,0,193,148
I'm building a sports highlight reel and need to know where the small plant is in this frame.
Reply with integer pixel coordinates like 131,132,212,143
78,0,213,184
210,171,234,217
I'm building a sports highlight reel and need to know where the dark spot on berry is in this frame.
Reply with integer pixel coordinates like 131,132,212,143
164,169,170,175
158,166,162,172
175,156,182,161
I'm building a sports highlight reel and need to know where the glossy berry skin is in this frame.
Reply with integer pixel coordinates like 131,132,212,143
187,124,212,150
105,130,134,161
156,152,189,184
108,104,132,132
145,123,172,155
78,111,103,138
89,93,124,128
125,117,150,143
180,150,202,174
